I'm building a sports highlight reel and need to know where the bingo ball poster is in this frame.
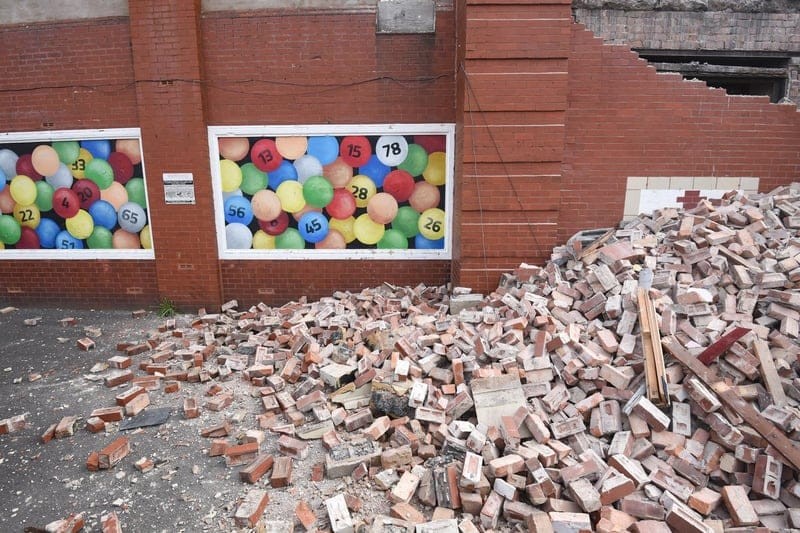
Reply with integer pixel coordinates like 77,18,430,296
0,135,151,253
213,128,452,256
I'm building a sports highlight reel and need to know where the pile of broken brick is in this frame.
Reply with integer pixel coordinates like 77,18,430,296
8,182,800,532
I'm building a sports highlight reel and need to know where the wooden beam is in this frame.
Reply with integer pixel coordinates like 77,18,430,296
637,288,669,407
753,339,787,408
697,327,749,366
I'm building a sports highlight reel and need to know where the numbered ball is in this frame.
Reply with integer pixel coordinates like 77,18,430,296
46,163,74,190
348,174,377,209
87,226,113,249
16,154,42,180
34,181,54,212
276,180,305,213
339,136,371,168
382,170,415,203
275,136,308,160
251,139,282,172
69,148,94,179
376,135,409,167
112,229,139,249
139,225,152,249
306,136,338,166
219,159,243,193
101,181,128,210
408,181,441,212
115,139,142,165
292,204,322,223
392,206,421,238
414,234,444,250
10,175,37,206
252,230,275,249
397,144,429,177
108,152,134,184
413,135,446,153
303,175,334,208
326,188,357,220
293,155,323,184
358,155,390,188
0,149,18,180
329,216,356,244
268,160,298,191
353,213,385,245
367,192,398,225
73,178,101,209
315,229,346,249
218,137,250,161
240,163,268,195
226,222,253,249
275,227,305,249
251,189,282,222
124,178,147,209
298,212,329,244
0,188,14,213
323,157,354,189
66,209,94,240
52,141,80,165
16,226,40,249
53,188,80,218
36,218,60,248
423,151,447,186
89,200,119,230
224,195,254,225
0,214,21,245
118,202,147,233
259,211,289,236
13,203,40,229
378,228,408,249
31,145,61,177
55,229,83,249
81,139,111,160
418,208,445,240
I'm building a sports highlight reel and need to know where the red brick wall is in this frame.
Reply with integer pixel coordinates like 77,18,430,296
559,25,800,242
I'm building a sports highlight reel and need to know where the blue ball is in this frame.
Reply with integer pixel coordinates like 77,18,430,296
224,195,254,225
80,139,111,160
298,211,329,244
359,155,391,188
0,168,6,192
307,136,339,166
88,200,118,230
55,229,84,249
268,161,298,191
36,218,60,248
414,234,444,250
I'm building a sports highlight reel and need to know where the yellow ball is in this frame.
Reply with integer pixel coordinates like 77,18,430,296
220,159,243,192
66,209,94,239
353,213,385,245
422,151,446,186
140,224,152,249
69,148,93,179
13,203,40,229
9,175,37,206
276,180,305,213
418,208,445,240
252,230,276,249
348,174,377,208
329,216,356,244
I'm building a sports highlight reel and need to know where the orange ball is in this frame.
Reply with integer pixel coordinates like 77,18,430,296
408,181,441,213
323,157,354,188
251,189,282,221
218,137,250,161
367,192,398,224
112,228,141,249
0,188,15,213
101,181,129,211
115,139,142,165
315,229,346,249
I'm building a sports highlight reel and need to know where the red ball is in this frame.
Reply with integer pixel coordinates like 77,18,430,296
259,210,289,236
16,226,40,249
413,135,446,154
72,179,101,210
53,187,81,218
339,136,371,167
16,153,43,180
325,188,357,220
108,152,134,184
251,139,282,172
382,170,415,203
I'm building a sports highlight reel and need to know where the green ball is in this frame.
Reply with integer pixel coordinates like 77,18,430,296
302,175,334,208
397,144,429,177
125,178,147,209
85,158,114,190
275,228,305,249
240,163,268,196
87,226,113,249
378,228,409,249
52,141,80,165
392,206,420,238
0,214,21,245
35,181,54,212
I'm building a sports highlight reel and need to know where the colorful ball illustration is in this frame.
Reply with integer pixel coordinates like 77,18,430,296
140,225,152,249
382,170,415,203
13,203,40,229
322,157,354,189
108,152,134,184
89,200,118,230
218,137,250,161
46,164,74,190
303,175,334,208
251,189,282,222
353,213,385,245
115,139,142,165
413,135,446,154
101,181,128,210
378,229,408,249
87,226,113,249
375,135,409,167
240,163,268,195
0,214,21,244
80,139,111,160
73,178,100,209
53,188,80,219
329,216,356,243
31,145,61,177
408,181,441,212
293,155,323,184
275,227,305,249
0,149,18,180
10,175,37,206
339,136,371,167
251,139,282,172
117,202,147,233
418,208,445,240
367,192,398,225
397,144,429,177
298,211,329,244
16,154,42,180
291,204,322,223
52,141,80,165
268,160,298,191
36,218,60,248
276,180,305,213
34,181,54,212
358,155,390,188
252,230,275,249
259,211,289,236
307,136,339,166
112,229,139,249
226,222,253,249
224,195,254,225
0,168,5,192
124,178,147,209
55,229,83,249
392,206,421,238
415,234,444,249
423,151,446,186
315,229,346,249
220,159,243,193
326,188,357,220
275,136,308,160
66,209,94,240
348,174,376,208
16,226,40,249
0,188,12,214
69,148,93,179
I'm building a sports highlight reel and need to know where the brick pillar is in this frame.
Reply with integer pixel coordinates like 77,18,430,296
129,0,222,308
453,0,571,293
